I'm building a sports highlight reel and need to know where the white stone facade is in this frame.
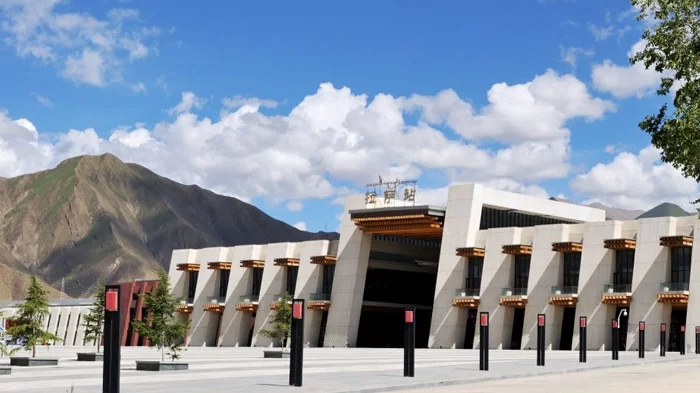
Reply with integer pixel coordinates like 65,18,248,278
168,184,700,352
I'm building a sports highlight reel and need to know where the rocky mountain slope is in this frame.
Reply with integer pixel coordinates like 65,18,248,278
0,154,337,299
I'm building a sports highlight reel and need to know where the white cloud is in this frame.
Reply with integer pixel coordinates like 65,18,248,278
286,200,303,212
591,39,674,99
571,145,699,210
559,46,594,68
588,24,615,41
0,0,160,87
293,221,306,231
222,96,278,110
130,82,146,94
32,93,53,107
0,76,613,207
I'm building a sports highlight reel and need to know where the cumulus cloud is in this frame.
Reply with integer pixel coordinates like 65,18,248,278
293,221,306,231
571,145,699,210
0,0,160,86
222,96,278,110
0,76,614,206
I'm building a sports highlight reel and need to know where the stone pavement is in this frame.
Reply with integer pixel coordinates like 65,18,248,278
0,346,696,393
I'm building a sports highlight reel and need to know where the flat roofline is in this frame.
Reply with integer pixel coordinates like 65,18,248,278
349,205,446,219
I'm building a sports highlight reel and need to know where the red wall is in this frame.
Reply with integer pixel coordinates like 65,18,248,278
117,280,159,346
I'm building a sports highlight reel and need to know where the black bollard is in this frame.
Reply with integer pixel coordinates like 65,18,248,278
537,314,545,366
611,319,619,360
103,285,121,393
696,326,700,355
638,321,645,359
403,308,415,377
289,299,304,387
579,316,587,363
680,325,686,355
479,312,489,371
660,323,666,357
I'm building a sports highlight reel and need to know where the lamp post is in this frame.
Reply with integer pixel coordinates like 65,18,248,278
617,309,628,327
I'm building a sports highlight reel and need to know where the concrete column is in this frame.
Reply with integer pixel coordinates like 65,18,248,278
188,247,228,346
573,221,620,351
252,243,298,347
219,245,256,346
295,240,333,347
324,195,372,348
429,184,483,349
167,249,198,345
628,217,676,352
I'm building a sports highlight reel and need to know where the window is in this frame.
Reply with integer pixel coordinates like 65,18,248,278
466,257,483,291
252,268,264,296
614,250,635,291
513,255,531,294
322,265,335,294
479,207,576,230
286,266,299,295
562,252,581,292
670,247,692,289
218,269,230,298
187,271,198,303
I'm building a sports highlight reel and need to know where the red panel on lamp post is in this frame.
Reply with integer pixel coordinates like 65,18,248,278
695,326,700,334
405,310,414,324
480,313,488,327
538,315,545,327
580,317,587,328
639,321,645,331
661,324,667,332
105,291,118,311
292,302,303,319
612,320,618,329
681,325,686,332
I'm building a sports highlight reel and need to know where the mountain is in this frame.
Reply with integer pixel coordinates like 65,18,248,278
0,154,338,300
585,202,645,221
636,202,692,219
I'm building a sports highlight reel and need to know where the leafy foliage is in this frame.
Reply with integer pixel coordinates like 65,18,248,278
258,292,292,347
6,276,62,357
630,0,700,202
0,310,20,358
82,286,106,353
131,270,188,362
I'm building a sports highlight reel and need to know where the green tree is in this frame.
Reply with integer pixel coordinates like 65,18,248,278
630,0,700,200
0,310,20,358
131,270,188,362
258,292,292,348
6,276,61,357
82,286,106,353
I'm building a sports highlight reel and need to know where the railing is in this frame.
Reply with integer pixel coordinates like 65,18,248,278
238,295,260,303
206,296,226,304
501,287,527,296
551,286,578,295
603,284,632,294
455,288,480,297
309,293,331,301
659,282,690,292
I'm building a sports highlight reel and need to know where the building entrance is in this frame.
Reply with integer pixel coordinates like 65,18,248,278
510,308,525,349
559,307,576,350
669,307,687,352
464,309,477,349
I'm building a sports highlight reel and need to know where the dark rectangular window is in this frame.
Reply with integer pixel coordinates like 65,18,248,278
671,247,692,289
218,269,230,298
513,255,531,294
479,207,576,230
252,268,264,296
187,271,198,303
614,250,635,291
466,257,483,293
322,265,335,294
562,252,581,292
286,266,299,295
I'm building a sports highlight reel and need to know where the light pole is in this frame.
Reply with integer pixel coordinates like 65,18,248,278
617,309,628,327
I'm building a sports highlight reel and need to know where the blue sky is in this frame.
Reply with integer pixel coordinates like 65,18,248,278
0,0,696,233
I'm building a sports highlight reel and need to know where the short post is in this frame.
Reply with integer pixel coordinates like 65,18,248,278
289,299,304,387
103,285,121,393
537,314,545,366
680,325,686,355
479,312,489,371
579,316,587,363
695,326,700,355
660,323,666,357
611,319,619,360
403,308,415,377
638,321,645,359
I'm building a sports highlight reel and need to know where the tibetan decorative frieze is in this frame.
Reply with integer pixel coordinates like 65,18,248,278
307,300,331,311
176,263,200,272
601,294,632,306
273,258,300,267
499,296,527,307
659,235,693,248
603,238,636,250
349,206,445,239
549,295,578,306
240,259,265,269
502,244,532,255
235,302,258,312
207,262,232,270
310,255,337,265
203,303,225,313
657,292,689,305
551,242,583,253
175,304,193,313
455,247,485,258
452,297,479,308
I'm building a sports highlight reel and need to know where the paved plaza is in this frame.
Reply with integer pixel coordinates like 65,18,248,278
0,346,696,393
